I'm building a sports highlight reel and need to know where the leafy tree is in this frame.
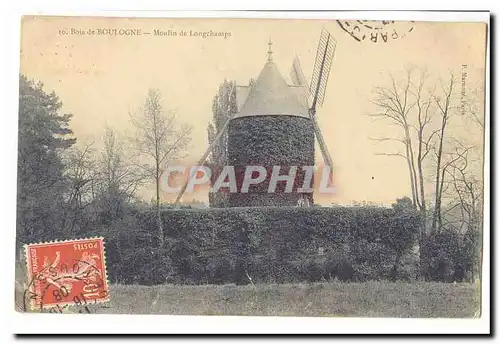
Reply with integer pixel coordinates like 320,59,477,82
386,197,420,280
207,80,236,166
461,225,481,282
207,80,237,207
17,75,75,251
421,229,462,282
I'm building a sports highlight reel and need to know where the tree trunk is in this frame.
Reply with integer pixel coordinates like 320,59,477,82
155,167,164,248
417,211,426,280
405,127,420,209
438,167,447,230
416,132,427,279
404,140,418,206
417,131,427,220
391,252,403,282
432,119,447,233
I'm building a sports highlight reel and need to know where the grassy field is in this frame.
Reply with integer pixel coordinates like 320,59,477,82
86,281,480,318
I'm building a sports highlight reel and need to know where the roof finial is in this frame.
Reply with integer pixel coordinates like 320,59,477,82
267,38,273,62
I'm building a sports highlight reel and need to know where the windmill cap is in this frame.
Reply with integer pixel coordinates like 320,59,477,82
235,60,309,119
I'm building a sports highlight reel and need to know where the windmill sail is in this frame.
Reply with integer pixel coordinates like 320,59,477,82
290,56,308,88
310,29,336,110
310,115,334,171
174,115,233,205
308,29,336,171
290,56,310,108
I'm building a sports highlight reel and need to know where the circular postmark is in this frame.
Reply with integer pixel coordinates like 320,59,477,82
22,258,108,314
336,20,414,43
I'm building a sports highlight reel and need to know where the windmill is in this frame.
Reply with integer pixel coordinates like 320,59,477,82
174,29,336,205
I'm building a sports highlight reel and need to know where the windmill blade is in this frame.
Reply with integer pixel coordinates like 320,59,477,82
174,116,232,205
290,56,310,107
290,56,309,89
309,109,334,170
310,29,336,111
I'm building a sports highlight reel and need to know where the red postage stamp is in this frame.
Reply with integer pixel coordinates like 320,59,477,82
25,237,109,310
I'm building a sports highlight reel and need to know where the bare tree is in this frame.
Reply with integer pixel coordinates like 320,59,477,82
61,141,97,237
99,126,144,203
130,89,192,247
371,69,461,234
370,67,431,255
92,126,145,269
442,143,481,232
371,66,485,282
410,69,441,245
444,142,483,282
370,68,466,271
371,68,423,206
431,75,457,233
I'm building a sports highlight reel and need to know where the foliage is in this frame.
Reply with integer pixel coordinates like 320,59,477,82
228,116,315,206
16,75,76,249
207,79,237,208
207,80,236,167
48,200,425,286
101,204,420,285
421,226,481,282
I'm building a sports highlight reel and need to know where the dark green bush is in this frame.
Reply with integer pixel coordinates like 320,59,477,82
422,227,481,283
91,203,420,285
159,205,419,284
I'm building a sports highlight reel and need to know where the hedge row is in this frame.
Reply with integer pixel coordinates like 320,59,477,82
106,204,421,285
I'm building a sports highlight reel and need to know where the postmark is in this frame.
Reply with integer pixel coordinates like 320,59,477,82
24,237,109,311
337,20,414,43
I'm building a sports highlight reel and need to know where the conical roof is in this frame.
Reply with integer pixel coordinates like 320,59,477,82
235,61,309,118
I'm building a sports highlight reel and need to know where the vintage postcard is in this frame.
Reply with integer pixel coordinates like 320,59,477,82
15,13,488,325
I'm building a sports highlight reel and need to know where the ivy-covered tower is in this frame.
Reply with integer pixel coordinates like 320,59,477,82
227,42,315,207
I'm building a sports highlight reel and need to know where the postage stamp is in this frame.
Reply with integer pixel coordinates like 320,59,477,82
24,237,109,310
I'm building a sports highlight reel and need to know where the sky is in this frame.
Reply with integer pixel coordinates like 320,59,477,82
19,16,487,205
